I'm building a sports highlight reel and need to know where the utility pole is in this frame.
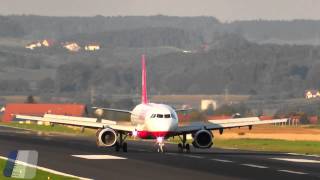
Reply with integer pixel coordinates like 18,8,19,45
90,86,95,105
224,86,229,104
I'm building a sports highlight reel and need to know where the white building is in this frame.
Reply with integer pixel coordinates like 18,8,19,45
201,99,217,111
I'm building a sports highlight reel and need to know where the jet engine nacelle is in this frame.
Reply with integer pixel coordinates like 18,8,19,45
192,129,213,149
96,128,117,147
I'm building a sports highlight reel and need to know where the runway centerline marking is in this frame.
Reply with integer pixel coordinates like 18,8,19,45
183,155,204,159
72,155,127,160
271,158,320,163
211,158,233,163
278,170,308,175
135,149,147,152
241,164,268,169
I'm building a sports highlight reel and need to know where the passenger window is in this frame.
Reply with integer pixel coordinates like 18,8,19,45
164,114,171,118
157,114,163,118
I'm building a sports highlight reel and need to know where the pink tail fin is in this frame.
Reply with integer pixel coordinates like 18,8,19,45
141,54,148,104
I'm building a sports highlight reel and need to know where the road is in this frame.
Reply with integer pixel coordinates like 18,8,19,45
0,126,319,180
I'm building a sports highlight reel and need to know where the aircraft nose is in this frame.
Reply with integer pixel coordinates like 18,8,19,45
149,117,175,132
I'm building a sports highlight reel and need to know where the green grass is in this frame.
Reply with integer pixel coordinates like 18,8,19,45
213,138,320,155
0,158,77,180
307,124,320,129
0,121,95,136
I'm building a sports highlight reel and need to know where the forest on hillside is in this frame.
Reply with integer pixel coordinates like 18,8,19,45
0,33,319,99
1,15,320,45
0,15,319,102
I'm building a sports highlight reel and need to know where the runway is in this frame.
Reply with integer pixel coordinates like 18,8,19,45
0,126,319,180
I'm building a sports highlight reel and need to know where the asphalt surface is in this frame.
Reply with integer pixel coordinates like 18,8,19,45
0,126,319,180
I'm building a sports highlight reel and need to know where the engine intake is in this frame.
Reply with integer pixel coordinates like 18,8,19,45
96,128,117,147
192,129,213,149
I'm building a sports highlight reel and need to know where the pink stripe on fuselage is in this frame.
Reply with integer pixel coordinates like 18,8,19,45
138,131,174,139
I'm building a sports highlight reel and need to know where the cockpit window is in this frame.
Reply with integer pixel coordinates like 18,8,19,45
164,114,171,118
157,114,163,118
171,113,177,119
151,114,156,118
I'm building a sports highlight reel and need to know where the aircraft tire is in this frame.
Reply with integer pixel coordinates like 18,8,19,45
122,142,128,152
178,143,183,153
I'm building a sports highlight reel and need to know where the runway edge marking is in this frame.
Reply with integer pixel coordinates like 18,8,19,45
0,156,92,180
286,153,320,158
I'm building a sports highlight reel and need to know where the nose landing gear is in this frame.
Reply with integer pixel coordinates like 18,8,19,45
156,137,166,153
157,142,165,153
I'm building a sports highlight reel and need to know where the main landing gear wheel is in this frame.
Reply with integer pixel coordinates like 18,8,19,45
122,142,128,152
115,132,128,152
177,134,191,153
178,143,183,153
177,143,190,153
185,143,190,153
115,142,120,152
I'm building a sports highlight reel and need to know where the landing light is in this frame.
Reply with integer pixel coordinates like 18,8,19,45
132,130,138,137
156,137,164,143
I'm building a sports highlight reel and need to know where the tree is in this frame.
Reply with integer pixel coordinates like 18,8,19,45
25,95,36,103
37,78,55,92
204,103,214,116
189,110,206,122
213,105,236,115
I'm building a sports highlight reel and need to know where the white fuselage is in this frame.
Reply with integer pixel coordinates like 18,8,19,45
130,103,179,139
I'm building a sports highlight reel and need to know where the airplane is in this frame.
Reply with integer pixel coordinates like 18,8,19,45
16,55,287,153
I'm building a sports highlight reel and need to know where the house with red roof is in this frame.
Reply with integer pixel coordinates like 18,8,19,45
2,103,87,122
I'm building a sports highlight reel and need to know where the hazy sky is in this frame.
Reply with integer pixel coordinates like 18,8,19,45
1,0,320,21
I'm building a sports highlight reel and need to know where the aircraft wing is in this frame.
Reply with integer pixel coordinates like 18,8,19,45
176,117,287,134
15,114,136,132
175,108,193,112
92,107,132,114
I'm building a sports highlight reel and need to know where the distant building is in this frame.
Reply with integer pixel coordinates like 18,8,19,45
201,99,217,111
2,103,87,122
182,50,192,54
85,44,100,51
63,42,81,52
25,39,55,50
308,116,318,124
25,41,42,50
41,39,54,47
305,90,320,99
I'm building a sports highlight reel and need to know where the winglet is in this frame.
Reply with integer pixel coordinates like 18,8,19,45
141,54,148,104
